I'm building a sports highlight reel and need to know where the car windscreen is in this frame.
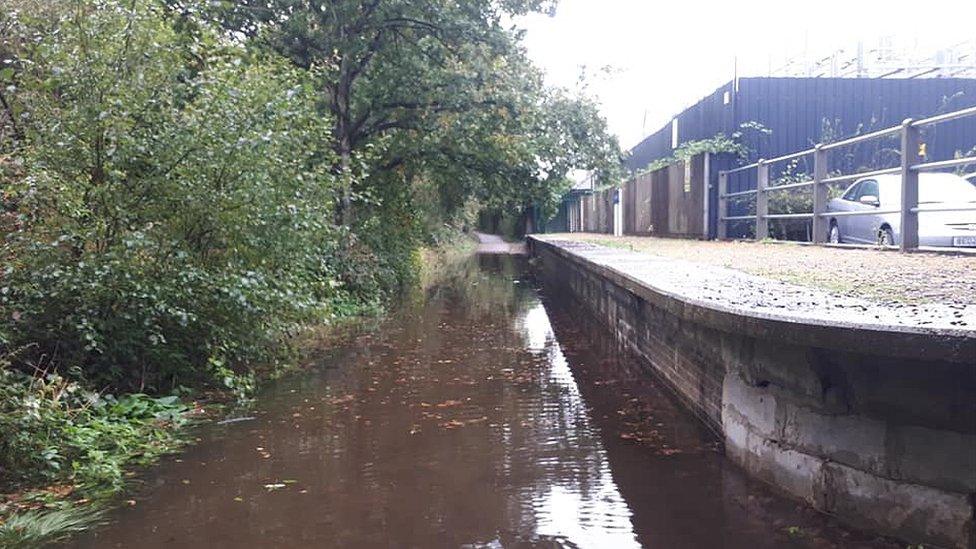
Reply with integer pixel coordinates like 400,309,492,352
882,176,976,204
920,177,976,203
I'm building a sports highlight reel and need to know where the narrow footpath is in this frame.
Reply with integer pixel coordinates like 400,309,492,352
474,231,527,254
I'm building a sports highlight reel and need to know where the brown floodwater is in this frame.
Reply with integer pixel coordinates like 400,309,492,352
69,254,896,549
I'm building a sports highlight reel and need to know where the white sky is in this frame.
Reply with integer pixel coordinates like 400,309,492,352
518,0,976,150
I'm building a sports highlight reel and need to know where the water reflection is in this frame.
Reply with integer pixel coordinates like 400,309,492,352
69,254,894,549
514,301,640,548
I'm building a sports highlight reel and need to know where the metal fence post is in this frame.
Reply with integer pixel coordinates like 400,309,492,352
811,144,828,243
755,160,769,240
717,171,728,240
900,119,920,251
613,186,623,236
702,152,710,238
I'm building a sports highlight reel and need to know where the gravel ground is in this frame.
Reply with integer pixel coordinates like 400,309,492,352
545,233,976,308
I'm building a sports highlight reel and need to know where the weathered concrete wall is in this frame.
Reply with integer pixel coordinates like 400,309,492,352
529,237,976,548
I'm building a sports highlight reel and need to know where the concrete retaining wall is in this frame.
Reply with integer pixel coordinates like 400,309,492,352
528,237,976,548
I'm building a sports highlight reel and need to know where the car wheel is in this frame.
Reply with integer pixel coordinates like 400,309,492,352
878,227,895,247
828,223,840,244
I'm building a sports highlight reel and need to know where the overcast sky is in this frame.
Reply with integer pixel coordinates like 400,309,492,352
517,0,976,150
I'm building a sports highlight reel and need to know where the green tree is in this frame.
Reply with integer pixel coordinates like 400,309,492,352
199,0,620,227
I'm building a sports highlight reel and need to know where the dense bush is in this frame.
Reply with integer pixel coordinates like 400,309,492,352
1,0,353,391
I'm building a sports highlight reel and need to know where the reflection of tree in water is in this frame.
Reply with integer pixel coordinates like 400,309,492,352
405,253,536,323
501,300,639,546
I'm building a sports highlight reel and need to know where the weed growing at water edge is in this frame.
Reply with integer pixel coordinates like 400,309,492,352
0,507,103,547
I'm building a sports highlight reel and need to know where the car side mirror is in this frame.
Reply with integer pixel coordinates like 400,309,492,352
859,195,880,207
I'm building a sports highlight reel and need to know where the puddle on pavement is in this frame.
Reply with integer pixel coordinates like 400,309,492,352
69,254,896,548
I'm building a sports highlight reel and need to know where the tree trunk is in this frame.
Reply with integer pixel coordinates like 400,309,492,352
331,71,355,227
337,134,353,227
521,204,535,236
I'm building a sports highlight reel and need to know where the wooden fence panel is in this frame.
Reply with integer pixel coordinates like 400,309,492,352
615,152,710,238
628,173,652,235
651,168,669,234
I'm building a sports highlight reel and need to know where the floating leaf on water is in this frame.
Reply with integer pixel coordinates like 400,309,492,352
784,526,805,538
330,394,355,405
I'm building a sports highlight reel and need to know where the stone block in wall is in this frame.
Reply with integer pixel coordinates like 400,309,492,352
731,342,854,415
724,381,975,548
724,405,824,506
723,373,778,439
822,461,974,549
885,424,976,494
776,402,888,479
824,351,976,434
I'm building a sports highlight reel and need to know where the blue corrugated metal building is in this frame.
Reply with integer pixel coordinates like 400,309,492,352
628,77,976,173
623,76,976,237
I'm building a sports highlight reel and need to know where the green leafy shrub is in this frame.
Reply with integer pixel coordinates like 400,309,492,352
0,365,188,493
1,0,346,391
0,361,184,545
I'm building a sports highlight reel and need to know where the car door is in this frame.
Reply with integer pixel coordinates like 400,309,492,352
834,181,862,239
846,179,880,243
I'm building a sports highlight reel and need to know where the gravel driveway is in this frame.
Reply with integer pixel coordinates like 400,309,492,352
547,234,976,308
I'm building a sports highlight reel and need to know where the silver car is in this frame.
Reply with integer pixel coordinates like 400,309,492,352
826,173,976,247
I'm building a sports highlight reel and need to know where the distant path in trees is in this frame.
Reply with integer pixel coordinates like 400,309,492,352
473,232,526,254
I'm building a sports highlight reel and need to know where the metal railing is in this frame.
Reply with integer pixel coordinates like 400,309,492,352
717,105,976,251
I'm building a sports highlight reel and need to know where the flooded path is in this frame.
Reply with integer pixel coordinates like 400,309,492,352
71,255,894,548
